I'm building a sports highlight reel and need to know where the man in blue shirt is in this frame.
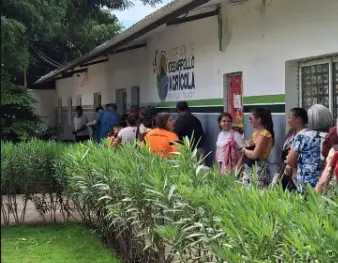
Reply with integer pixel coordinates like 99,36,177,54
87,103,120,141
91,106,104,142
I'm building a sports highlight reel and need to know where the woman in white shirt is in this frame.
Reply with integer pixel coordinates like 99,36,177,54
216,113,244,173
112,114,137,146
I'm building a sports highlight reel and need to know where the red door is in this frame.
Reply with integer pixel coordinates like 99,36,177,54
227,74,243,133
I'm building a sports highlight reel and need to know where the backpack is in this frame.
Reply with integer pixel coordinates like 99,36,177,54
216,132,241,174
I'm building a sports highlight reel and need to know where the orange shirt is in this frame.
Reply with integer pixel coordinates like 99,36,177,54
144,128,179,157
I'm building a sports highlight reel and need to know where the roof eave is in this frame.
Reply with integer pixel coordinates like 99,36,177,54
35,0,210,84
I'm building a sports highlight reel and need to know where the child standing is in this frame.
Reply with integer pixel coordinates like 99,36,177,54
109,125,122,146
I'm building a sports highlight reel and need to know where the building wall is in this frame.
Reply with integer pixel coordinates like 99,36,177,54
218,0,338,99
105,15,220,106
56,62,109,107
216,0,338,171
56,0,338,108
107,47,149,106
30,89,56,127
54,0,338,169
144,16,220,103
54,63,109,140
56,78,73,107
73,63,109,106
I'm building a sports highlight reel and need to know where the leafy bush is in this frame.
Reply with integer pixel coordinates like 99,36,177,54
1,139,338,262
1,139,67,224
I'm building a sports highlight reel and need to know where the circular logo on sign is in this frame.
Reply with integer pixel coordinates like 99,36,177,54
156,51,169,102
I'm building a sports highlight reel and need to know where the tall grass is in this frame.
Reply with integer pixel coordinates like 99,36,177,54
1,139,337,262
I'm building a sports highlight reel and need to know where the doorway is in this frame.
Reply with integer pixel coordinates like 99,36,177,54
94,92,102,109
223,72,243,130
131,86,140,108
116,88,127,115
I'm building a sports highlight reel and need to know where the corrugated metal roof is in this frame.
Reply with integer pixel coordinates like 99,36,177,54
35,0,211,84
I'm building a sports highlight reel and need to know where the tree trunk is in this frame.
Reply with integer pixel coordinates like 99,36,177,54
24,69,27,88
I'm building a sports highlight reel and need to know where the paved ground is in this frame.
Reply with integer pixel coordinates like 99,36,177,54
1,194,81,226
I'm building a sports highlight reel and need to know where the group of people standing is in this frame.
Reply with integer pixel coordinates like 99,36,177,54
215,108,275,189
141,102,205,158
215,104,337,193
72,103,120,143
282,105,337,194
71,101,204,156
72,101,338,194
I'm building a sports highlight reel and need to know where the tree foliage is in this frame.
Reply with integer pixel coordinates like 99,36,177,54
1,0,162,141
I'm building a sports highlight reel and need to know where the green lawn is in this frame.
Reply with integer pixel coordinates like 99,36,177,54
1,223,121,263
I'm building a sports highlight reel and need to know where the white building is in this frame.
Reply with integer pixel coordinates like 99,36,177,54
33,0,338,169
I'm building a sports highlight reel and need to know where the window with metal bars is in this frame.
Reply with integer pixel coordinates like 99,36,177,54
300,57,338,119
333,62,338,119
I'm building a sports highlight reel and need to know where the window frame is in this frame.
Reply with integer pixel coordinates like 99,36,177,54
57,98,62,124
76,95,82,106
94,92,102,109
299,56,337,118
68,96,73,125
131,86,140,108
332,57,338,118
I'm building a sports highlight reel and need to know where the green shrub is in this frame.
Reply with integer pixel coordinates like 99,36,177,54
1,139,337,262
1,139,67,224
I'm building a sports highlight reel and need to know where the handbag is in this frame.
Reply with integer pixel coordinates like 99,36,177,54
243,145,257,167
271,162,297,191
